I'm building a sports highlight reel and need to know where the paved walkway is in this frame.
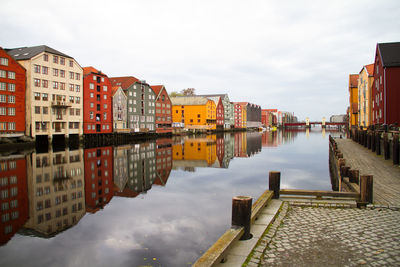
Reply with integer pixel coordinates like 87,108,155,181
247,202,400,267
336,138,400,206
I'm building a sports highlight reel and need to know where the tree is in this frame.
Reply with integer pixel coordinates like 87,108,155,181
181,88,195,96
169,91,183,97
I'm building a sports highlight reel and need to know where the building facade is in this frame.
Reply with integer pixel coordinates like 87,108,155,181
198,94,233,129
110,77,155,132
151,85,172,134
358,64,374,128
348,74,359,128
372,42,400,125
6,46,83,141
170,96,216,130
112,86,128,132
233,103,246,128
82,67,113,134
0,48,26,137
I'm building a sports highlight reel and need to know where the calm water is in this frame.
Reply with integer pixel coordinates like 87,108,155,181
0,128,341,267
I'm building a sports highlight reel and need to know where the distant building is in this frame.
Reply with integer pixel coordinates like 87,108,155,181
170,96,216,130
150,85,172,134
330,114,347,123
110,76,155,132
112,86,128,132
233,102,246,128
372,42,400,125
233,102,261,128
197,94,233,129
262,109,278,127
6,45,83,141
358,64,374,128
82,67,113,134
197,95,224,130
0,48,26,137
348,74,359,128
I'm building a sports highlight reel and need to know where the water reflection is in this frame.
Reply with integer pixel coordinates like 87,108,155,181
0,129,341,266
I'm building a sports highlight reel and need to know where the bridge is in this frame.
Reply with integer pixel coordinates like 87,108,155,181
284,117,346,128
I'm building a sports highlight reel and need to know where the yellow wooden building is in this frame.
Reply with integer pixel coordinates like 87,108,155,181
348,74,359,128
171,96,216,130
358,64,374,128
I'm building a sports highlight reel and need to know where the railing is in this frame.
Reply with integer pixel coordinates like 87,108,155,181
51,101,72,107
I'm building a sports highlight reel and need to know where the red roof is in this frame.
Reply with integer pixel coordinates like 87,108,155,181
365,63,374,76
349,74,358,87
109,76,140,90
111,86,121,96
150,85,164,96
83,66,98,76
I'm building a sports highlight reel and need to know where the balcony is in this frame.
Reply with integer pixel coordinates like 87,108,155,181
51,101,72,108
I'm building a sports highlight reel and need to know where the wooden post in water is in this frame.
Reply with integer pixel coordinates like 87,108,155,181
349,169,359,184
269,171,281,199
383,133,389,160
371,131,376,152
393,134,399,165
360,175,373,203
376,133,381,155
232,196,253,240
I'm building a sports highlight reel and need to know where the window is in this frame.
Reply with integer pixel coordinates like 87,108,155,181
42,93,48,101
0,82,6,90
34,78,41,87
42,107,48,114
8,122,15,130
35,106,41,114
103,95,107,100
69,96,74,103
104,104,107,109
103,85,107,91
34,64,41,73
8,95,15,103
42,66,48,74
60,57,65,65
0,70,6,78
104,112,107,120
90,102,94,108
8,83,15,92
60,69,65,77
76,97,80,104
90,83,94,89
60,82,65,90
8,108,15,116
42,80,48,88
69,60,73,67
0,57,8,66
69,84,74,91
75,85,80,92
70,108,74,115
53,68,58,76
70,72,74,79
53,81,58,89
0,107,6,115
75,109,80,116
34,92,41,100
44,54,48,61
90,92,94,98
53,55,59,63
0,122,6,130
75,73,80,80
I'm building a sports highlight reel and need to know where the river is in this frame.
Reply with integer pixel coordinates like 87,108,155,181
0,128,342,267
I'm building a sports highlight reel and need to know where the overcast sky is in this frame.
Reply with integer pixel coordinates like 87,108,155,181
1,0,399,120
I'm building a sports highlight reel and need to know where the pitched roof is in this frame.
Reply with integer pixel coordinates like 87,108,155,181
377,42,400,67
349,74,358,87
111,86,125,96
203,96,221,106
82,66,99,76
5,45,72,60
150,85,164,97
364,63,374,76
109,76,140,90
170,96,210,105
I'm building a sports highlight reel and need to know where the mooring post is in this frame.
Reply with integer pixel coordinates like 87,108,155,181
393,134,399,165
376,133,381,156
269,171,281,199
360,175,373,203
371,131,376,152
232,196,253,240
383,133,390,160
349,169,359,184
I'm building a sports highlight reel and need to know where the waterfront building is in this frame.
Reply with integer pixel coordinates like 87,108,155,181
330,114,347,123
5,46,83,142
197,95,224,130
150,85,172,134
234,132,247,157
0,48,26,137
84,147,113,213
24,148,85,237
372,42,400,125
170,96,216,130
82,67,112,134
233,102,261,128
261,109,278,127
110,76,155,132
112,86,128,132
358,64,374,128
172,137,216,170
233,103,245,128
348,74,359,128
0,155,29,245
197,94,233,129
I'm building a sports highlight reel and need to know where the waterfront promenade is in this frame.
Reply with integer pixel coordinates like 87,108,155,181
336,138,400,206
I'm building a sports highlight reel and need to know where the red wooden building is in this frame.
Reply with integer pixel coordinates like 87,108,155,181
372,42,400,125
82,67,113,134
153,138,172,186
84,147,114,213
233,103,245,128
0,48,26,137
0,156,29,245
262,109,278,127
150,85,172,134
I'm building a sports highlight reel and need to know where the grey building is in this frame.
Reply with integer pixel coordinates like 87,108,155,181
110,76,155,132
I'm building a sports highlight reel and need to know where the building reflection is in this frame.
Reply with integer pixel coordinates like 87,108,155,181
84,147,113,213
0,155,29,246
154,138,172,186
172,136,216,171
22,148,85,237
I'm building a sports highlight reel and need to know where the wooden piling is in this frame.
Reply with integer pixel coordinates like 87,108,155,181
376,133,381,155
269,171,281,199
371,132,376,152
393,134,399,165
349,169,359,184
232,196,252,240
383,133,390,160
360,175,373,203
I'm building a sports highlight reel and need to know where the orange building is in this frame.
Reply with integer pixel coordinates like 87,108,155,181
170,96,216,130
348,74,359,128
172,137,216,167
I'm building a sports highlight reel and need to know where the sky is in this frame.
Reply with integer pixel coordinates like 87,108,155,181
1,0,399,121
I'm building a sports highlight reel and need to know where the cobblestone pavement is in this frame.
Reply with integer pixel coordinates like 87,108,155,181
247,202,400,267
